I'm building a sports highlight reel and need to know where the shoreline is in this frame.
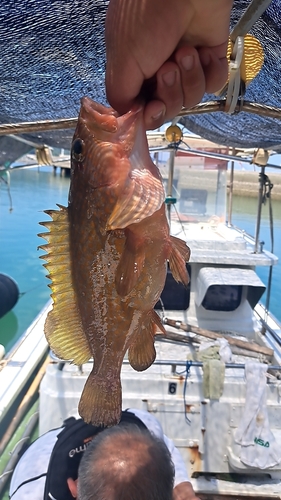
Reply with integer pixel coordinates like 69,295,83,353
227,171,281,201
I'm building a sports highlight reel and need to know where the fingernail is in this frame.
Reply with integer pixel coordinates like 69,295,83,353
181,55,193,70
162,71,176,86
151,108,165,121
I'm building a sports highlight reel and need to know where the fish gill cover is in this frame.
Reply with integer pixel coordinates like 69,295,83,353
0,0,281,164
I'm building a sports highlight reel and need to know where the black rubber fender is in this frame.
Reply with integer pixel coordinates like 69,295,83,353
0,273,19,319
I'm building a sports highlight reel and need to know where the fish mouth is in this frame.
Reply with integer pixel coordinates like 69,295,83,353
82,96,118,118
80,96,143,142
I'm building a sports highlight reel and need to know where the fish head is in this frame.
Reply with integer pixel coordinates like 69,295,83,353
69,97,164,229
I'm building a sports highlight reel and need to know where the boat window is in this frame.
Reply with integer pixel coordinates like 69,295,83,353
157,151,228,224
179,188,208,215
202,284,242,312
155,265,191,311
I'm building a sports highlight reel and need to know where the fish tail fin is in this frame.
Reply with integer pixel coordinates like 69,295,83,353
169,235,190,287
78,371,122,427
128,310,164,371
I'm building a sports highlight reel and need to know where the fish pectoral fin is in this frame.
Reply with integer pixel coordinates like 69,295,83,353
128,311,160,371
106,174,164,230
169,236,190,287
78,370,122,426
115,231,145,296
39,205,91,364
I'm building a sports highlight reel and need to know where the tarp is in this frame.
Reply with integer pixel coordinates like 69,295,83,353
0,0,281,165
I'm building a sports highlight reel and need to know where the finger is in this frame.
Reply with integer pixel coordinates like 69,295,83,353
143,48,208,130
105,1,145,114
143,61,183,130
105,56,144,115
156,61,184,118
143,100,166,130
174,46,206,109
198,46,229,94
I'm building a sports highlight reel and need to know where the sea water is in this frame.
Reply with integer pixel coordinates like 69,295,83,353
0,168,69,352
0,167,281,353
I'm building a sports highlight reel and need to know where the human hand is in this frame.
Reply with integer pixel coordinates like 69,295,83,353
173,481,201,500
105,0,233,130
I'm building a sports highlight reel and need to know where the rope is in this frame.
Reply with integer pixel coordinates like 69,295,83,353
259,172,275,315
183,361,193,424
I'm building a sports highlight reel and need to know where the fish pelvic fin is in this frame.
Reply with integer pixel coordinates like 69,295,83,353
38,205,91,364
169,235,191,287
78,370,122,427
106,173,164,231
115,230,145,297
128,310,164,371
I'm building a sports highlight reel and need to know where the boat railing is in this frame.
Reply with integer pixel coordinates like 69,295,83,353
48,351,280,373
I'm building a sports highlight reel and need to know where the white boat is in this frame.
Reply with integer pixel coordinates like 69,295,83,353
2,129,280,498
1,1,281,496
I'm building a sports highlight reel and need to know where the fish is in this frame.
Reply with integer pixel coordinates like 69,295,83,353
39,97,190,427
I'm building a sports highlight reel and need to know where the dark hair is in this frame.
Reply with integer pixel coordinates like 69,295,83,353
77,424,175,500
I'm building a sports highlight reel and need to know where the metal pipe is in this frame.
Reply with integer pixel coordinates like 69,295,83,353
122,359,281,370
178,100,281,120
0,411,38,496
9,134,46,149
149,145,281,171
166,149,176,223
228,149,235,226
257,314,281,347
0,100,280,137
230,0,272,41
0,117,77,135
254,166,265,253
0,356,49,455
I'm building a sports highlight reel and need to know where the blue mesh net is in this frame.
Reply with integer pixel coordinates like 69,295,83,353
180,0,281,150
0,0,281,165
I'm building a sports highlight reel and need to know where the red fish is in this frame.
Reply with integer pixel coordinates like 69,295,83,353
39,97,190,426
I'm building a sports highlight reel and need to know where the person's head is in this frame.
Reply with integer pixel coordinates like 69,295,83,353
75,424,175,500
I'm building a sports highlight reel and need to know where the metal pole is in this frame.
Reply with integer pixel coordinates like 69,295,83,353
149,146,281,171
179,100,281,120
122,359,281,370
0,411,38,496
0,117,77,135
228,149,235,226
166,149,176,224
230,0,272,41
254,166,265,253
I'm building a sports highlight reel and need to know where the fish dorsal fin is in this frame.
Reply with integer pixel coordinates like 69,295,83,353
38,205,91,364
106,173,164,230
169,236,190,287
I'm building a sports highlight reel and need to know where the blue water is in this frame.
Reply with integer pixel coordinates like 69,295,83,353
231,195,281,321
0,168,70,352
0,167,280,353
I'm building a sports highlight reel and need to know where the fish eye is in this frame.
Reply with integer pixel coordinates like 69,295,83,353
72,138,85,162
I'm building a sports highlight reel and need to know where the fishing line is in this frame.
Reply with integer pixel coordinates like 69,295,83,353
0,171,13,211
172,203,188,240
19,283,45,298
